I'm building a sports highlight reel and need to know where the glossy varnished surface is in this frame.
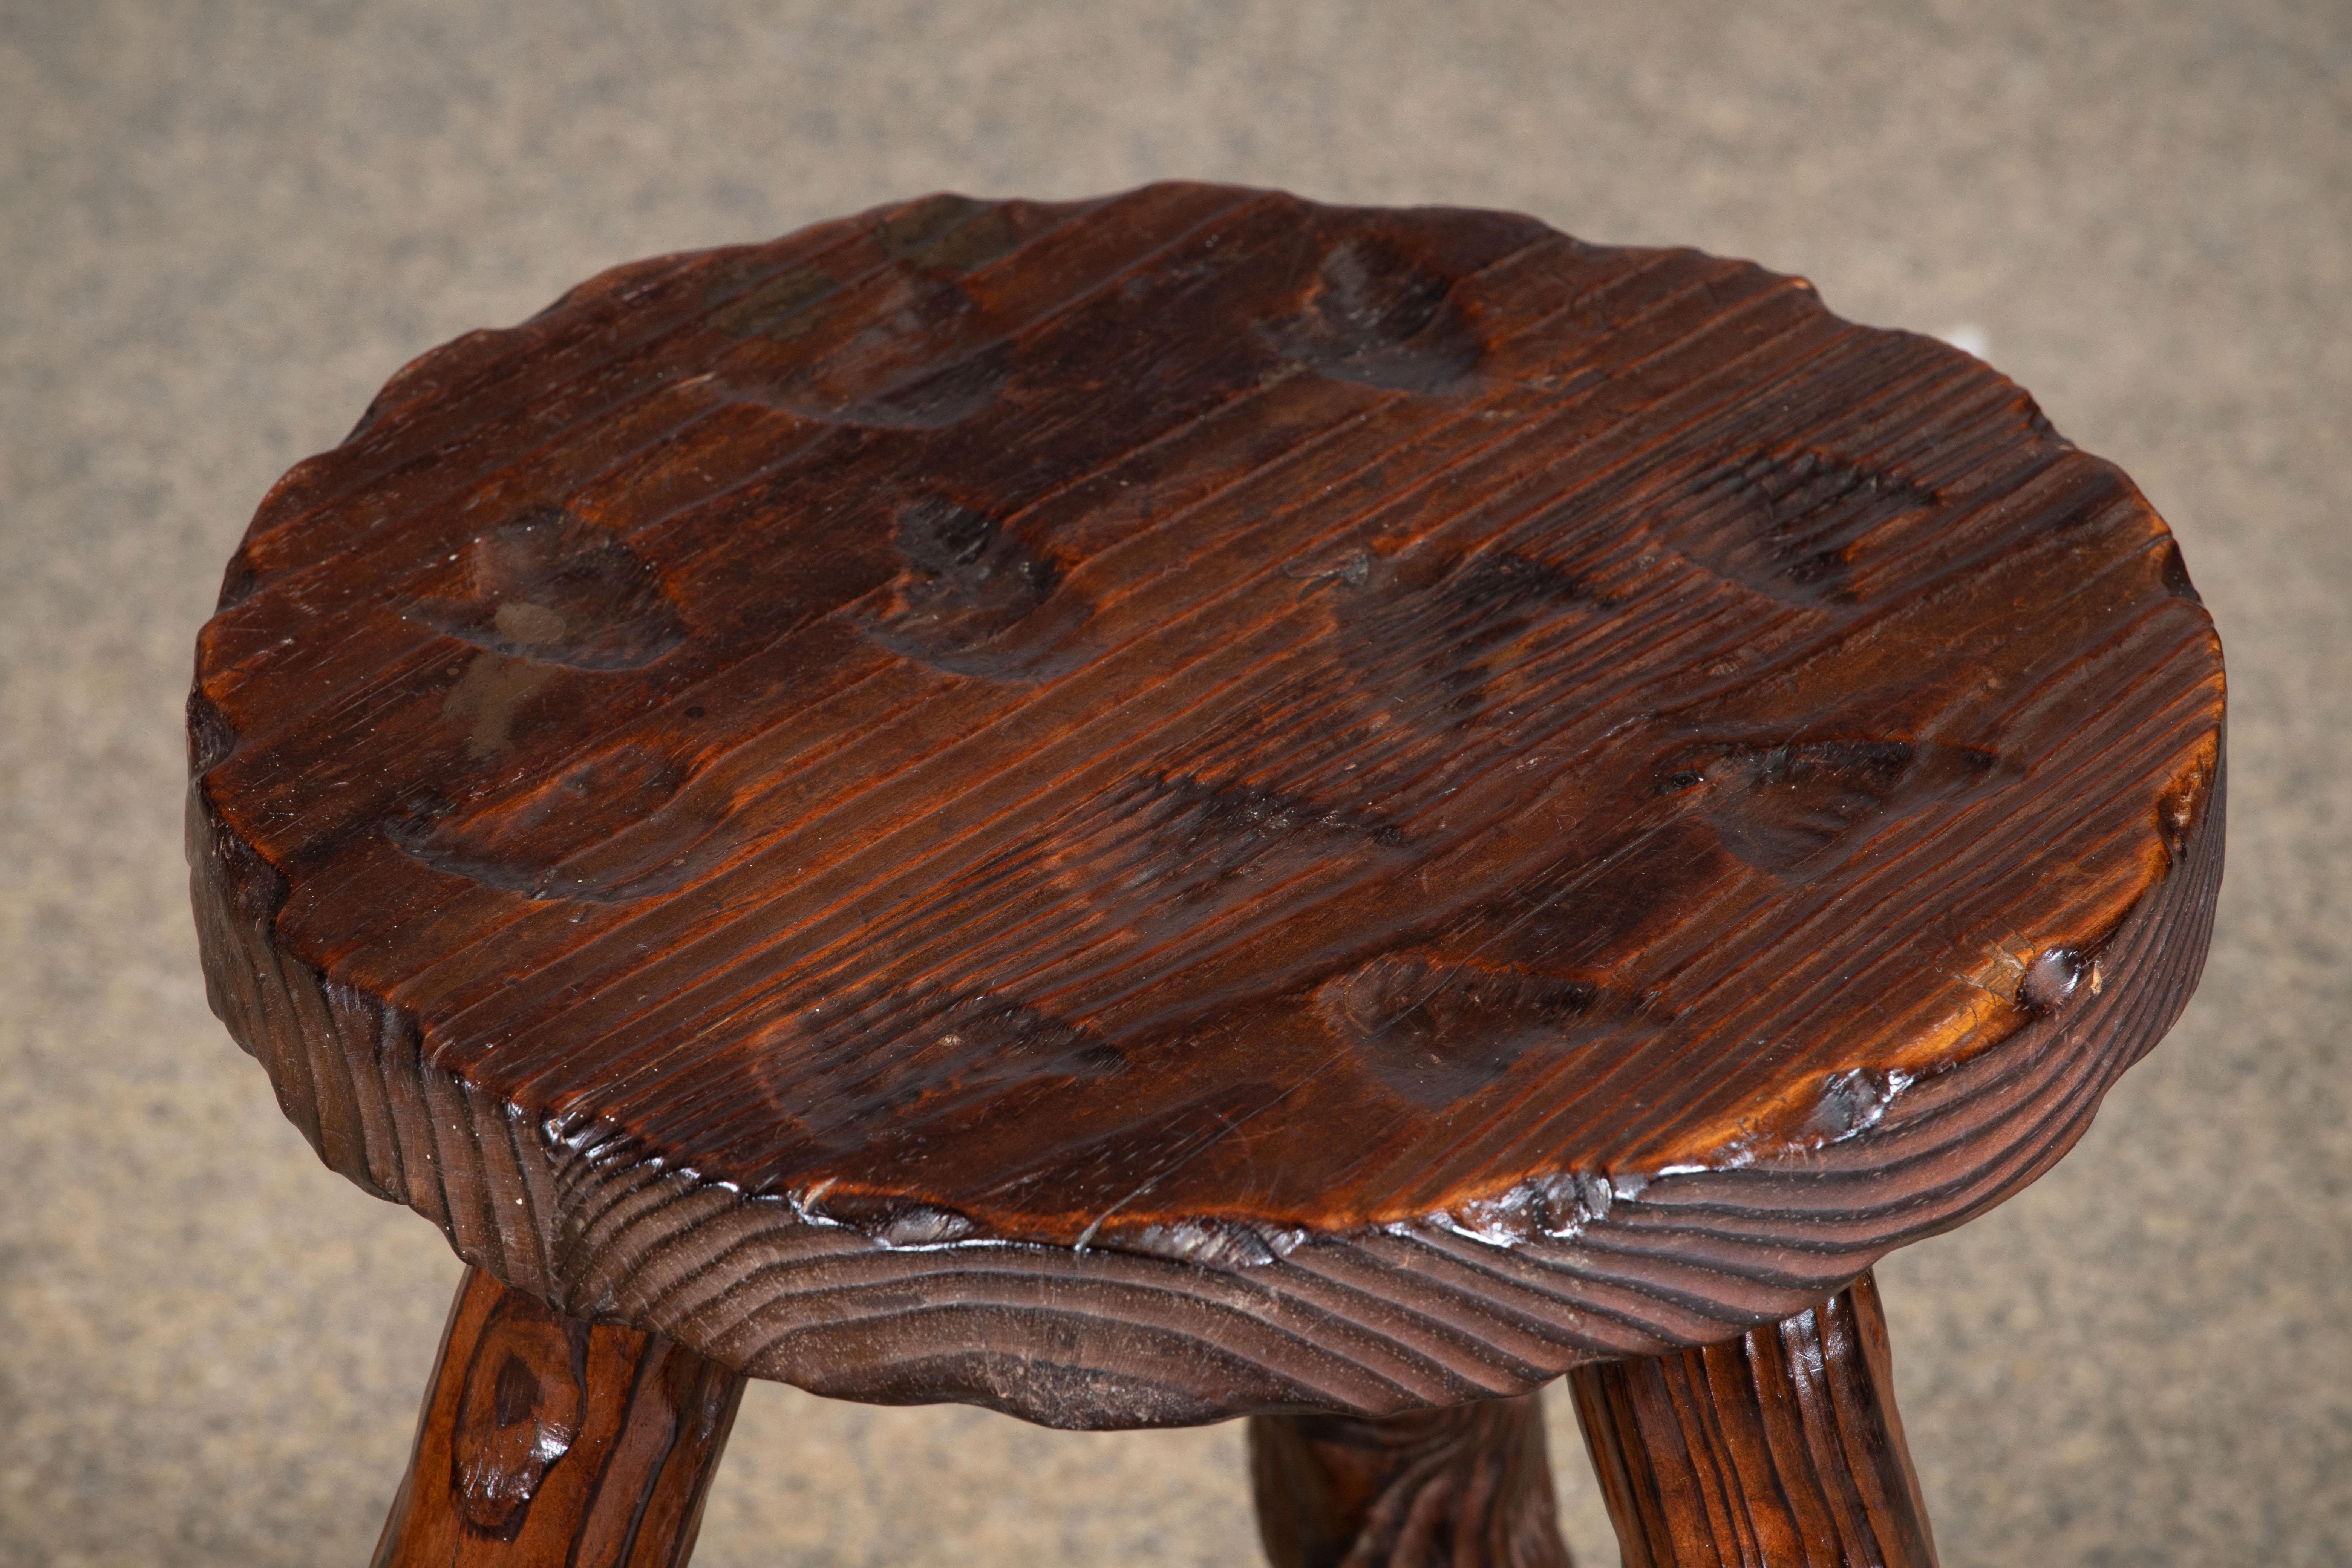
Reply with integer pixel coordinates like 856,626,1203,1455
190,185,2223,1425
374,1266,744,1568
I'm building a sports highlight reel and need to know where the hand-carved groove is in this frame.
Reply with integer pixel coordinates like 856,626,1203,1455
214,544,266,611
705,263,839,341
186,689,240,774
1664,446,1942,605
752,240,1023,430
190,185,2223,1432
1318,953,1647,1108
1269,233,1489,394
875,194,1024,274
386,740,728,902
1658,737,2007,876
753,979,1127,1159
398,505,687,670
862,492,1090,677
1139,772,1408,867
1569,1271,1937,1568
1343,548,1608,752
836,341,1015,430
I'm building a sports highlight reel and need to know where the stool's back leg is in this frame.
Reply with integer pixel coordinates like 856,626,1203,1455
372,1266,746,1568
1567,1271,1935,1568
1248,1392,1574,1567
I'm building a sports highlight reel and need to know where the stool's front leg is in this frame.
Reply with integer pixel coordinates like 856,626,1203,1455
1567,1271,1936,1568
1248,1392,1574,1567
373,1267,746,1568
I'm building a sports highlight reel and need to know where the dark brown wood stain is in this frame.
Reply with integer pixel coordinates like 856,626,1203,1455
189,183,2223,1428
373,1266,744,1568
1570,1271,1936,1567
1251,1393,1574,1568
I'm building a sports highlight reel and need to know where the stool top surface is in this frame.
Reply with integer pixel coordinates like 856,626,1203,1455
190,184,2223,1426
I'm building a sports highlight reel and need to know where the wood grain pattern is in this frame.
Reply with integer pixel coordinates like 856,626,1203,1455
1251,1393,1573,1568
1568,1271,1934,1568
373,1266,744,1568
188,183,2224,1428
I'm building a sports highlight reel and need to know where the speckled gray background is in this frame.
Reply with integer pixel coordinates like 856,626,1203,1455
2,2,2346,1563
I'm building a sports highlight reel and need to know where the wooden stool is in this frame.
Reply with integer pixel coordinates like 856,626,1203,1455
187,184,2224,1566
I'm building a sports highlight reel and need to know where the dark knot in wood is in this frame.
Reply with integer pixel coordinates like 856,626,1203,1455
451,1299,586,1532
373,1269,746,1568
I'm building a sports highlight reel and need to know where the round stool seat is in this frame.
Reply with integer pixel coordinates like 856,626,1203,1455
190,185,2221,1452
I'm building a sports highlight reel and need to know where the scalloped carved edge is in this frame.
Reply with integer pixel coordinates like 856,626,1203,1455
186,744,2222,1430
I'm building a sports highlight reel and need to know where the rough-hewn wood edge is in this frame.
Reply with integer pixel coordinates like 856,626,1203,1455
185,723,2222,1429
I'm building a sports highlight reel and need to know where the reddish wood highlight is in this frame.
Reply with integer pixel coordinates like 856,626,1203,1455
1569,1272,1934,1568
189,184,2223,1427
1250,1393,1574,1568
373,1267,745,1568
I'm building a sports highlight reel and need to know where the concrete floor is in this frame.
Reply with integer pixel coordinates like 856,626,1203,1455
2,2,2347,1563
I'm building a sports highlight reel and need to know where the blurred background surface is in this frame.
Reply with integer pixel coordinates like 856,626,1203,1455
2,2,2347,1563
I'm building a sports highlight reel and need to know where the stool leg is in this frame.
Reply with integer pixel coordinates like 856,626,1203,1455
1567,1270,1936,1568
372,1266,746,1568
1248,1392,1574,1567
